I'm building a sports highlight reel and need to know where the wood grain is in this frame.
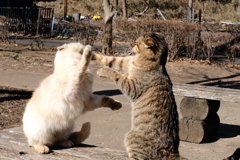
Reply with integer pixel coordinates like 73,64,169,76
173,83,240,103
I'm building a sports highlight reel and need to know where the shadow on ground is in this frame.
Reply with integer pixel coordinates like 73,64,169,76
203,123,240,143
51,143,98,152
0,88,32,102
93,89,122,96
188,73,240,89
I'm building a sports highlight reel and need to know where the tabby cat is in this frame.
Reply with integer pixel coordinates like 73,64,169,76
94,33,181,159
23,43,122,154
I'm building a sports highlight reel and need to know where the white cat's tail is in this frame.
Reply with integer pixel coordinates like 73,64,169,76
70,122,91,144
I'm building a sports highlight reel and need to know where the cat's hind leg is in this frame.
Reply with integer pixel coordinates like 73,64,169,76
57,140,74,148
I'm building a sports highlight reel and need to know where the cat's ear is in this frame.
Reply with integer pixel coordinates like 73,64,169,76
57,44,68,51
143,38,155,48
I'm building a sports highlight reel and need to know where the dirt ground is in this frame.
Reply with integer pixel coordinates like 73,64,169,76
0,41,240,130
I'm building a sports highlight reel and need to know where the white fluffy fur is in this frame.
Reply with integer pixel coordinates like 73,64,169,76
22,42,121,154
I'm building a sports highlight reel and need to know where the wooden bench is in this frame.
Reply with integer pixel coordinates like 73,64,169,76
173,83,240,103
172,83,240,143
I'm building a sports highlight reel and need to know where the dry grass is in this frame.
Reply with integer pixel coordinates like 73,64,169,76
36,0,240,22
113,18,240,62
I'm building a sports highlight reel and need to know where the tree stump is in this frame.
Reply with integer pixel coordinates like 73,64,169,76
179,97,220,143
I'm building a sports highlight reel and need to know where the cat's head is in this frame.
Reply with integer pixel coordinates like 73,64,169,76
56,42,86,60
132,33,168,66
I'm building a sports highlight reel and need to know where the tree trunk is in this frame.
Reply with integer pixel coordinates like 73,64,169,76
122,0,127,19
188,0,193,8
238,0,240,14
102,0,114,55
188,0,194,22
115,0,118,12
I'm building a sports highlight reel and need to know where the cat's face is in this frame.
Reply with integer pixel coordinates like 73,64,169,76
132,33,168,65
56,43,85,60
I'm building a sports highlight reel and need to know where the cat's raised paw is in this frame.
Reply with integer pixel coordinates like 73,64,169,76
97,68,109,77
110,100,122,110
102,97,122,110
83,45,92,60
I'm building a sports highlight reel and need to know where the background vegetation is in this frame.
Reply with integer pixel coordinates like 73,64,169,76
36,0,240,22
32,0,240,63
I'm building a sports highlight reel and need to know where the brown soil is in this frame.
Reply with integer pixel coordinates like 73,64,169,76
0,86,32,130
0,42,239,130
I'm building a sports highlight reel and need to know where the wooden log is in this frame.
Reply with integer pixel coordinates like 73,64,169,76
180,97,220,120
179,113,220,143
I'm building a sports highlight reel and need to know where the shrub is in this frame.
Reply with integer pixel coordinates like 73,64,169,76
114,18,240,63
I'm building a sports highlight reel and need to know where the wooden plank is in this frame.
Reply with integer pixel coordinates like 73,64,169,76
173,83,240,103
0,129,128,160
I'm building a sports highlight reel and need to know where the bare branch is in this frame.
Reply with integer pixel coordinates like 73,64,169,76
135,0,150,16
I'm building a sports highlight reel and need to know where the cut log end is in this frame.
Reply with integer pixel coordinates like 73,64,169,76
180,97,220,120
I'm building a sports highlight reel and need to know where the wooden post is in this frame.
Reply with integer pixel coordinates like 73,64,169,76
64,0,67,20
199,9,201,25
198,9,201,37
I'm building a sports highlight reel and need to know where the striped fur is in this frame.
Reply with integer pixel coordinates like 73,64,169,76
95,33,181,160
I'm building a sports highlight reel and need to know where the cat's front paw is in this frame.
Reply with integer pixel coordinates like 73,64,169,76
92,53,101,61
83,45,92,60
97,68,110,78
102,97,122,110
110,99,122,110
34,144,50,154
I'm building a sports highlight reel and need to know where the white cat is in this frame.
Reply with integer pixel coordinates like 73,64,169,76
22,42,122,154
